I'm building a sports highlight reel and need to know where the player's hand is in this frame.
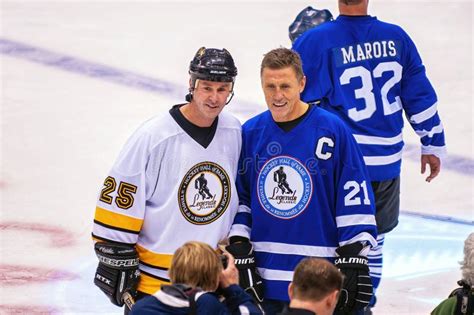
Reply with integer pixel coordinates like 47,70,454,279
94,243,140,308
225,240,265,302
421,154,441,182
334,243,372,313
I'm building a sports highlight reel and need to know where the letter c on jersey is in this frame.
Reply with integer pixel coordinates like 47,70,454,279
315,137,334,160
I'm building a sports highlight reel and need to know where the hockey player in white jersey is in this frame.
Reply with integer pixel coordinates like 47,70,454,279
91,47,241,313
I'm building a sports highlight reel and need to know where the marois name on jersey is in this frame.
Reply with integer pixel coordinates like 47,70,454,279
338,40,399,65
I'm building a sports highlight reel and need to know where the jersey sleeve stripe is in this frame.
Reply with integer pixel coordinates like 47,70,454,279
415,123,444,138
368,266,383,274
237,204,252,214
254,241,336,257
93,219,140,235
354,132,403,145
139,265,170,281
338,232,377,248
94,206,143,233
421,144,447,157
92,223,138,244
408,102,438,124
139,260,169,271
336,214,376,227
136,244,173,269
90,233,135,246
363,149,403,165
229,223,251,239
138,270,170,295
257,267,294,282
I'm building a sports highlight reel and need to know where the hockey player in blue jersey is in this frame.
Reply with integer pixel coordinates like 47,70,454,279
226,48,377,314
291,0,447,311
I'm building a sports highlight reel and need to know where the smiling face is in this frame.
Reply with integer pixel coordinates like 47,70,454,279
185,79,233,127
261,66,307,122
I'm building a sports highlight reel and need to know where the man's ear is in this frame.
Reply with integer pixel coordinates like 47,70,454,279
326,290,340,308
299,75,306,93
288,282,294,300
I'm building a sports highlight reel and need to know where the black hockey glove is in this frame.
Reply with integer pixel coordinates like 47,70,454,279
94,242,140,308
334,242,373,313
226,239,264,302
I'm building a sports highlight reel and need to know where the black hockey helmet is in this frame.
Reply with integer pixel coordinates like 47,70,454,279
186,47,238,103
289,6,334,43
189,47,238,83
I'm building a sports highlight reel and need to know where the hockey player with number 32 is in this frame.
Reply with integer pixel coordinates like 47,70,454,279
292,0,446,310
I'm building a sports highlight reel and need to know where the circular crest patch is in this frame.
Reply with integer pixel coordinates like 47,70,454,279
257,156,312,219
178,161,231,225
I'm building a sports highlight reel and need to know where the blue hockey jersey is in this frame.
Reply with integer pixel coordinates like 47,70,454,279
293,15,446,181
229,106,377,301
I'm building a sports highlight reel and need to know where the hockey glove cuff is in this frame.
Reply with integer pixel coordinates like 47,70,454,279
225,240,264,302
94,242,140,307
334,242,373,313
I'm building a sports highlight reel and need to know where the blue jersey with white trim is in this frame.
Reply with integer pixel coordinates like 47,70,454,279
229,106,377,302
293,15,446,181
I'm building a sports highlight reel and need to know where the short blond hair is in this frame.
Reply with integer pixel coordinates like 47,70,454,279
169,241,222,291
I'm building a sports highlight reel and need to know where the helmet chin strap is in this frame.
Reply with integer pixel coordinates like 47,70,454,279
185,79,199,102
225,90,235,105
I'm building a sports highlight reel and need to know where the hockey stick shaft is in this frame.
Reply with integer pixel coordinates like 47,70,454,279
123,291,136,311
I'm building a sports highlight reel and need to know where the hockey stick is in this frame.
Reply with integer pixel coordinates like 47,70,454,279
123,291,136,311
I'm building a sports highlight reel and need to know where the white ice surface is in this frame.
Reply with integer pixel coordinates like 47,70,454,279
1,1,473,314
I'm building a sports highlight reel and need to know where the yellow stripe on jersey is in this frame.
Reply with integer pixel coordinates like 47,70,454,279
94,206,143,233
138,272,170,294
136,244,174,269
91,235,102,243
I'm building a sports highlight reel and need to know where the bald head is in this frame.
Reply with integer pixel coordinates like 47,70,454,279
338,0,368,15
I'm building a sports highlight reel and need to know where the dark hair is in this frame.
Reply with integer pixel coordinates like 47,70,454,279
260,48,304,80
292,258,343,301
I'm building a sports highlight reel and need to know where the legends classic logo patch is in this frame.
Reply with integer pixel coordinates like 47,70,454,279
178,162,231,225
257,156,313,219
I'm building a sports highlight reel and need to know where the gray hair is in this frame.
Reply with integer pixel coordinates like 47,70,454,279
461,232,474,285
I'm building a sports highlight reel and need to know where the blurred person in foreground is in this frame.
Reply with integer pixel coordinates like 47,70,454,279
432,233,474,315
283,257,343,315
130,241,262,314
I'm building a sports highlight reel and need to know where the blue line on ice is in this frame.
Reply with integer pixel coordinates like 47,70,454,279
1,38,472,176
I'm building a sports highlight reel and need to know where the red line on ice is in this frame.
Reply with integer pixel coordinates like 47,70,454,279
0,264,79,286
0,221,76,247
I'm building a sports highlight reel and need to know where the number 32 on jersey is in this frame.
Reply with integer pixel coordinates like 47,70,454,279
340,61,403,121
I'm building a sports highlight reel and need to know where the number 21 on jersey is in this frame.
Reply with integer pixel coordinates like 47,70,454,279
344,180,371,206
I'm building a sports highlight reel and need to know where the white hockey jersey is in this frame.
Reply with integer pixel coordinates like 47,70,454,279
92,109,241,294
